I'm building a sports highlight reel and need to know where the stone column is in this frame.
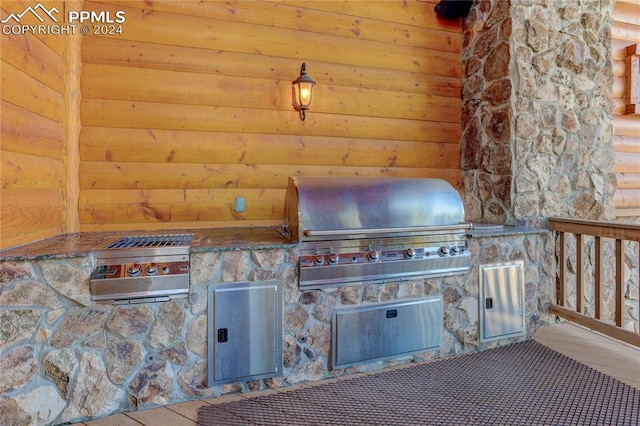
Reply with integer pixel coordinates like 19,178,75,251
461,0,616,225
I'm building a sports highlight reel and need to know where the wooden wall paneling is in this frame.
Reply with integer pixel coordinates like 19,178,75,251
613,115,640,136
613,0,640,217
81,63,460,122
614,1,640,26
616,173,640,189
1,32,64,92
78,162,461,191
80,99,461,141
1,151,65,189
614,190,640,209
79,188,286,223
78,1,464,231
614,134,640,153
95,0,461,53
263,0,459,32
615,151,640,173
1,2,68,248
0,189,64,246
79,128,460,168
612,21,640,43
79,220,285,233
80,37,462,98
1,60,64,122
82,2,461,77
1,101,64,159
81,127,460,168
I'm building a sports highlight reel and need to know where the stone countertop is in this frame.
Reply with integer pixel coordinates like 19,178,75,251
0,227,295,261
1,223,549,261
467,223,550,239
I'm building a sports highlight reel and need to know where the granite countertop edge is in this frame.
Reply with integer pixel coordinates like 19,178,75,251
466,223,550,238
2,224,547,262
0,227,296,261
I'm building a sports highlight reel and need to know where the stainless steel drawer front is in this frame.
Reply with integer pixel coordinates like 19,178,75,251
332,295,443,369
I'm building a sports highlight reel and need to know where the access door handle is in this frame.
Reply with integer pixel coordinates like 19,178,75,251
217,328,228,343
485,297,494,309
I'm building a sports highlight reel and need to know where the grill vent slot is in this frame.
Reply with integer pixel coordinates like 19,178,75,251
105,234,193,249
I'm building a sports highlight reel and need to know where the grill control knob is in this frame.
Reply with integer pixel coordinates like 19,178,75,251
162,265,170,274
405,248,416,258
368,250,380,262
449,246,459,255
438,246,450,257
146,263,158,275
315,255,325,265
328,253,339,264
127,263,141,277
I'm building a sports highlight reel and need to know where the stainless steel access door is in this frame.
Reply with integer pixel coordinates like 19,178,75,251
479,261,525,342
332,296,443,369
208,281,283,386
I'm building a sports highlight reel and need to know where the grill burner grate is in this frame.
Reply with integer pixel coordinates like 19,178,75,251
105,234,192,249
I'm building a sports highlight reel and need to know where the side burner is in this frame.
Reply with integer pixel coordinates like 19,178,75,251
90,234,192,304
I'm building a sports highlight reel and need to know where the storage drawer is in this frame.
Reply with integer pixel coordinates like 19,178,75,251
332,296,443,369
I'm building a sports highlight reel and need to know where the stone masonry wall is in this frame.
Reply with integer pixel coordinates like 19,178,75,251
461,0,514,224
461,0,616,224
460,1,638,332
0,231,551,424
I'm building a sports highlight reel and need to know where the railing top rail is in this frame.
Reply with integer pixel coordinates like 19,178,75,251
549,217,640,241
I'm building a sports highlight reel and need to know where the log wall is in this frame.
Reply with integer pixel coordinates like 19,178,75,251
613,0,640,217
78,0,463,232
1,1,68,248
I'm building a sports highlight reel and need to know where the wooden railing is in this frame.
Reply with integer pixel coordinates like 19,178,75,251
550,217,640,347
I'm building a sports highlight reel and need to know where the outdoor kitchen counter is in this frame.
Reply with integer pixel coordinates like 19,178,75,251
0,224,550,261
467,223,550,239
0,227,294,261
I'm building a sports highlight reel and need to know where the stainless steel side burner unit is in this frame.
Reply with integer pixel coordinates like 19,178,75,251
90,234,192,304
282,177,472,289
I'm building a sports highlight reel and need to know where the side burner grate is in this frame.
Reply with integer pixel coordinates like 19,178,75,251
104,234,193,249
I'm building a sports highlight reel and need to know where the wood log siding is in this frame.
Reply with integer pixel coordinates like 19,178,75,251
613,0,640,217
78,0,463,232
0,1,67,248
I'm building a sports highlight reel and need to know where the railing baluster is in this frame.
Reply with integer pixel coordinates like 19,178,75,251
615,238,624,328
594,236,602,320
576,233,583,314
557,231,566,306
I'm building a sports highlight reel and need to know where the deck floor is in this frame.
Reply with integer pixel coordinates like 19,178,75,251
75,322,640,426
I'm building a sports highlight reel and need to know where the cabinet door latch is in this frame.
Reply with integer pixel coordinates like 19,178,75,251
485,297,494,309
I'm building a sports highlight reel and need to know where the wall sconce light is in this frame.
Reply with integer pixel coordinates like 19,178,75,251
292,63,316,121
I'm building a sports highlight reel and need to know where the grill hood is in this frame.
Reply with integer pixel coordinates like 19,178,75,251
283,176,468,242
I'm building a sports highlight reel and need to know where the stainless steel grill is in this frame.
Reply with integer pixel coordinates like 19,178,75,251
90,234,192,304
282,177,472,289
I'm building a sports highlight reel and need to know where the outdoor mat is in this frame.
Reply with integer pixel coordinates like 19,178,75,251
197,340,639,425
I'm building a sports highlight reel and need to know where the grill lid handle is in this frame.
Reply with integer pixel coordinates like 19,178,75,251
302,223,472,237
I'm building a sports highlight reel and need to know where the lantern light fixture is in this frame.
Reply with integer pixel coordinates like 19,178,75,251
292,63,316,121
